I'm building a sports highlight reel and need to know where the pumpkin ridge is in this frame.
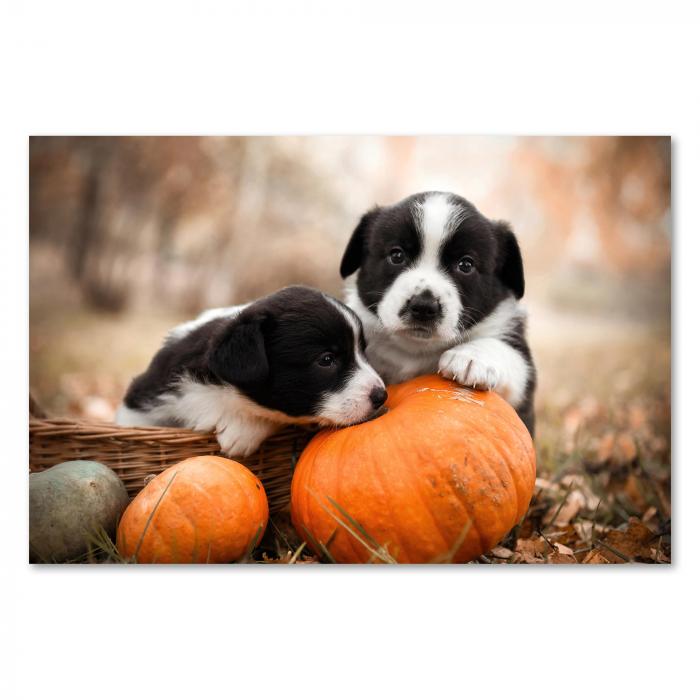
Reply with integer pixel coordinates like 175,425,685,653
489,413,536,517
483,399,535,460
181,478,225,524
230,473,258,537
455,411,508,552
469,397,535,520
495,435,531,521
492,442,521,524
131,468,182,558
170,497,203,561
368,428,413,563
186,468,232,561
408,464,453,558
305,449,323,552
147,516,170,562
210,458,267,553
481,427,522,503
395,410,453,558
473,431,516,506
440,459,485,559
141,491,175,561
475,452,513,547
292,441,315,550
339,429,375,563
334,431,346,555
293,452,310,547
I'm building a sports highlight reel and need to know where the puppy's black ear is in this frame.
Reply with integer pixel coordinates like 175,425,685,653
207,313,269,386
494,221,525,299
340,207,380,278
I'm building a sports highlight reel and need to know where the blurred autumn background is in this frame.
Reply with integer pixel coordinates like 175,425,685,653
29,136,671,563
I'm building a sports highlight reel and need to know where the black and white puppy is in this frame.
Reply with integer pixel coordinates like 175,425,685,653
116,286,387,456
341,192,536,434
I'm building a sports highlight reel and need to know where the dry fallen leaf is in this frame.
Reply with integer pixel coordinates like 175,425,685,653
515,537,548,563
574,521,593,542
547,550,578,564
535,477,556,491
641,506,658,523
548,542,578,562
622,474,648,512
544,490,587,527
490,546,513,560
601,517,655,562
649,548,671,564
559,475,601,510
554,542,574,556
582,550,612,564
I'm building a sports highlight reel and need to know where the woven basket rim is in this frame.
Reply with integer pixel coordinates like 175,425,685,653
29,415,316,511
29,415,319,436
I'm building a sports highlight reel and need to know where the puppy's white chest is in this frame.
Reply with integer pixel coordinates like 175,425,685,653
365,336,440,384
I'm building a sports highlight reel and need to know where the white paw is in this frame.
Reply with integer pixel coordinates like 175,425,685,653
216,418,276,457
438,346,501,391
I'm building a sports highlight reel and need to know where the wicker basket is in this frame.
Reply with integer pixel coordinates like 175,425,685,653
29,417,316,513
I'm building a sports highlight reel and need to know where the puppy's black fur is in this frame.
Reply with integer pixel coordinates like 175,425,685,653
123,286,367,419
341,192,536,435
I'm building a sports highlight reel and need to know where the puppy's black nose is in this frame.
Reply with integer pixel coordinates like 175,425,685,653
407,291,441,322
369,386,388,409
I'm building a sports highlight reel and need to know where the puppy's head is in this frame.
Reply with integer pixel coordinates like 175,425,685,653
206,286,386,425
341,192,524,342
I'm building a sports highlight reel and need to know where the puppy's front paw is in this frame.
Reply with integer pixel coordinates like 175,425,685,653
438,346,500,391
216,418,276,458
217,431,259,458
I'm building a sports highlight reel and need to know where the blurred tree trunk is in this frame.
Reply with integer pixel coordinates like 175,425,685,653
72,147,103,279
73,141,127,311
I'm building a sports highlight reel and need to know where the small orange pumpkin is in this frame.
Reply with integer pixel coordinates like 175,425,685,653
117,456,268,563
291,375,536,564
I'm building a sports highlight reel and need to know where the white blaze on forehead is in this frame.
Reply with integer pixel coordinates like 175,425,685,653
325,294,381,382
326,294,363,342
376,193,465,341
412,193,467,261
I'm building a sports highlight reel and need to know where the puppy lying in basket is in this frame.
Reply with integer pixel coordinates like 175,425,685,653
116,286,387,456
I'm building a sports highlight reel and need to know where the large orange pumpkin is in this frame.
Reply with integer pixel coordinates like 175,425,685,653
291,375,536,564
117,456,268,563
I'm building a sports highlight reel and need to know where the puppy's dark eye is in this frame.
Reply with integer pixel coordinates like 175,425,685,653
317,353,336,367
388,247,406,265
458,256,475,274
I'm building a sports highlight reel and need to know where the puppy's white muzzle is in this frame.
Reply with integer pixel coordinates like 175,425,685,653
376,266,462,342
316,361,386,426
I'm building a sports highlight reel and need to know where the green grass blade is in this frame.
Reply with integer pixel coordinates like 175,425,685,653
301,524,337,563
309,491,396,564
133,470,178,563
